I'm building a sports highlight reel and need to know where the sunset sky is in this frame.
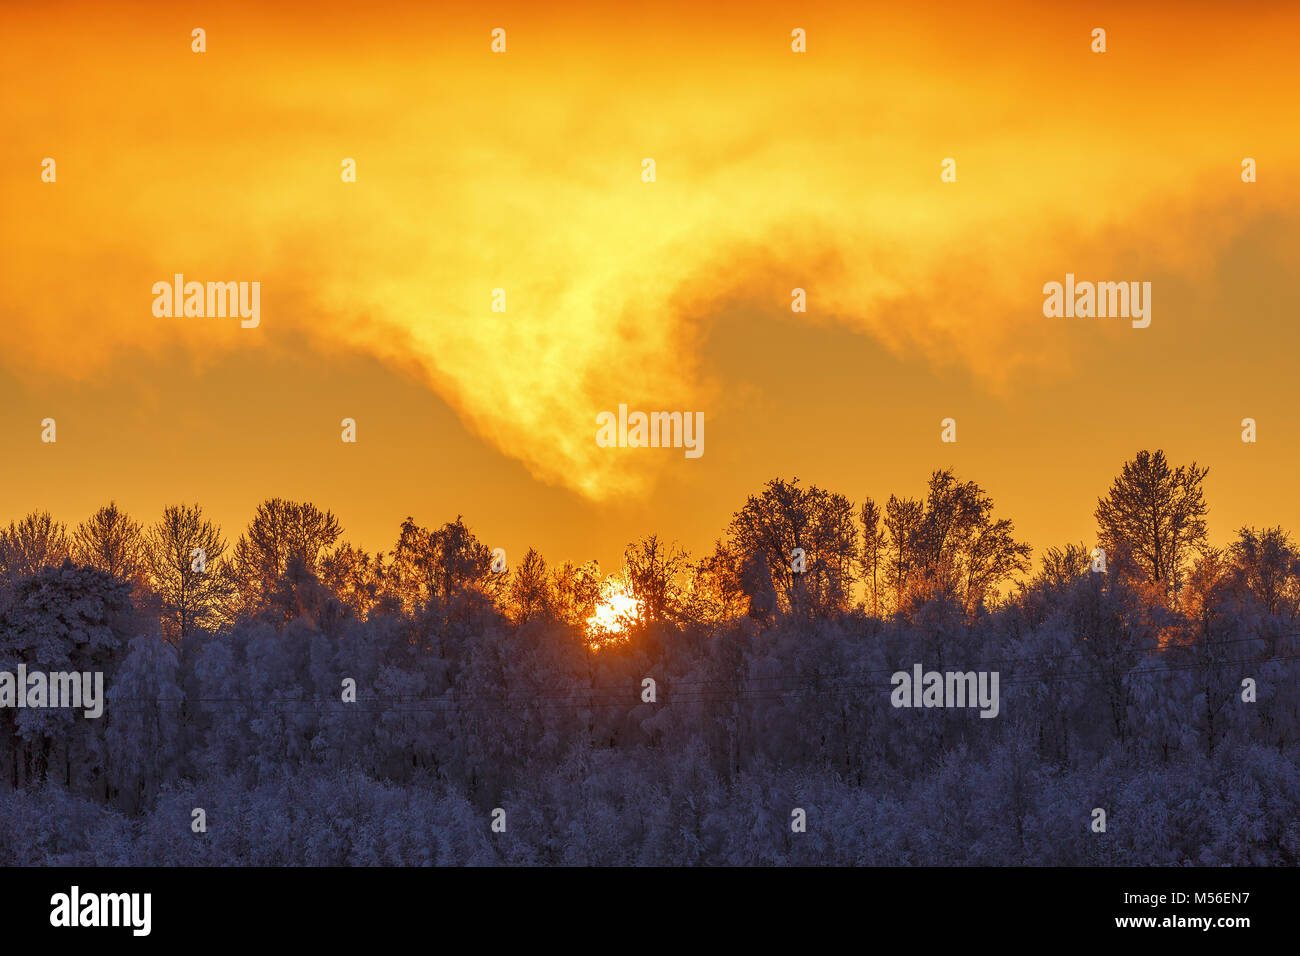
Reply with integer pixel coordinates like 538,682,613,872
3,0,1299,578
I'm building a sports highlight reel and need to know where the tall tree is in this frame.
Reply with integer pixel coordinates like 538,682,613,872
387,515,504,613
917,470,1031,615
623,534,688,626
881,494,924,612
1228,526,1300,621
877,472,1030,616
1095,450,1209,605
738,549,777,625
551,558,602,628
72,502,147,584
860,497,885,616
319,541,385,618
680,541,747,627
1034,541,1091,591
0,510,70,589
727,478,858,617
0,562,136,793
508,547,552,625
145,503,230,642
232,498,342,610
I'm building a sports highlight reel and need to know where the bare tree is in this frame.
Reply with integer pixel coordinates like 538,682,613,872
1095,450,1209,605
508,547,552,624
1228,526,1300,622
551,558,602,628
882,494,924,613
232,498,342,611
623,534,688,626
319,541,385,618
387,515,504,613
876,472,1030,617
727,477,858,618
1034,541,1091,591
0,510,70,589
860,497,885,616
72,502,147,584
145,503,230,642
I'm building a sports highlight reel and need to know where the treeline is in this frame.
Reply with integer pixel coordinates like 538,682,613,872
1,449,1297,865
0,450,1259,634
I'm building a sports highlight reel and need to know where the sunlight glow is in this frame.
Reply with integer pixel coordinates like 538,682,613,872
585,577,642,647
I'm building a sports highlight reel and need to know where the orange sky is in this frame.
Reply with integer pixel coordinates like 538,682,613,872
2,0,1299,578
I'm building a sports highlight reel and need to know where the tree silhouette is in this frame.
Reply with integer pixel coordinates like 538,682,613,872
145,503,230,642
910,469,1032,616
508,547,552,625
232,498,342,613
860,497,885,617
72,501,147,585
727,477,858,618
1229,526,1300,622
0,511,70,591
0,465,1297,866
623,534,688,627
881,494,924,613
1095,450,1209,606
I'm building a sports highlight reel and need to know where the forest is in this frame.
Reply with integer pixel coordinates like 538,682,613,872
1,449,1297,865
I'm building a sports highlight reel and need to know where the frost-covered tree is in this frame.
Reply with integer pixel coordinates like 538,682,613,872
105,635,184,812
2,479,1299,867
0,510,70,592
0,562,135,793
727,478,858,618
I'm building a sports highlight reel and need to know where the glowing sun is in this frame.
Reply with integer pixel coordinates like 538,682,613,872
585,577,642,647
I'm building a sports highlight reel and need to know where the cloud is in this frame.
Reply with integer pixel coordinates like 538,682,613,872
3,1,1299,501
